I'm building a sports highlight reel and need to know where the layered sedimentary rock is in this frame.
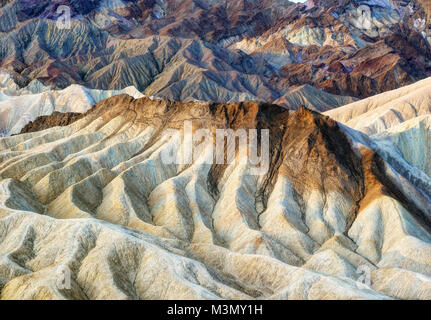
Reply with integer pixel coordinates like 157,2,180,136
374,115,431,179
273,84,358,112
0,71,144,136
1,0,431,301
0,68,354,137
19,111,84,134
0,95,430,300
0,0,294,99
0,0,430,101
233,1,431,99
325,76,431,200
325,76,431,135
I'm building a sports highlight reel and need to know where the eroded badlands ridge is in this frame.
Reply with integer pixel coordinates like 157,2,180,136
0,69,354,138
0,71,144,136
1,0,431,101
0,95,430,299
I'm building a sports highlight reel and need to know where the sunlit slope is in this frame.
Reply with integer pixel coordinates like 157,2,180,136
0,96,430,299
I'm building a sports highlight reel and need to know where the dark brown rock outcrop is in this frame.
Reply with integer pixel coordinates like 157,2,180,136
19,112,84,134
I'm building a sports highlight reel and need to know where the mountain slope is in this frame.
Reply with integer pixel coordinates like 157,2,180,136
0,69,354,138
0,95,430,299
0,0,430,101
0,72,144,136
374,115,431,178
324,77,431,206
273,84,358,112
324,76,431,135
